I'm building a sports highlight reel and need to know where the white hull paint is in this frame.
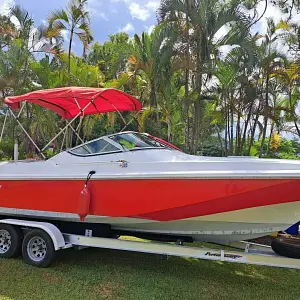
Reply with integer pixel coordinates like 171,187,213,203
2,132,300,243
0,201,299,243
2,148,300,181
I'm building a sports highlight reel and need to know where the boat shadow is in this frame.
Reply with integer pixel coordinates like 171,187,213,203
54,244,295,283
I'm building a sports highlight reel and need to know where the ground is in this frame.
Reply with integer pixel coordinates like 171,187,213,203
1,239,300,300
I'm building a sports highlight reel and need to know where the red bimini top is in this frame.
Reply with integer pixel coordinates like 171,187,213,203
4,87,142,119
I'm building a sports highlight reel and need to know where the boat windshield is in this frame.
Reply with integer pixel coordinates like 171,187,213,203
109,132,166,150
69,132,173,157
70,139,121,155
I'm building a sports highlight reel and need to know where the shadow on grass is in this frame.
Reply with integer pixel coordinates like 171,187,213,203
57,247,299,288
1,246,300,300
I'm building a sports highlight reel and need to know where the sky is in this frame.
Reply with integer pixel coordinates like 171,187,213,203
0,0,299,56
0,0,159,54
0,0,299,138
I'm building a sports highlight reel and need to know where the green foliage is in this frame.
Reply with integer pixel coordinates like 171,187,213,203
251,138,300,160
0,15,16,49
67,55,104,86
0,139,14,160
30,56,64,88
88,33,132,80
1,0,300,160
197,136,224,157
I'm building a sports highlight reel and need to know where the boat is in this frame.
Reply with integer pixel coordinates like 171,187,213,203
1,87,300,244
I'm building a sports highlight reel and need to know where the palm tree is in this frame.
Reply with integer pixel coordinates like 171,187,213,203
213,59,238,155
257,19,288,157
128,23,177,133
158,0,251,153
0,15,16,49
159,69,184,142
48,0,93,74
275,62,300,137
156,2,192,150
88,33,132,80
6,5,61,55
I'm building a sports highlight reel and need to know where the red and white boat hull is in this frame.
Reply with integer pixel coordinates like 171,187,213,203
0,176,300,243
3,89,300,244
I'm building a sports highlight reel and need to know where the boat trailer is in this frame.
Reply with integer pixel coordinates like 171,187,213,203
1,219,300,269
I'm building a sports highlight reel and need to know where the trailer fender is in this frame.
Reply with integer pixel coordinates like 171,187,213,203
0,219,66,250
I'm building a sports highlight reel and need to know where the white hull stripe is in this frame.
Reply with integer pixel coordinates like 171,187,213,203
2,171,300,180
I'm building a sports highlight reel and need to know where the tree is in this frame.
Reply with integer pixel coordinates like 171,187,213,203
158,0,251,153
256,19,288,157
128,23,177,133
2,0,300,160
48,0,93,75
88,32,132,80
0,15,16,49
275,63,300,137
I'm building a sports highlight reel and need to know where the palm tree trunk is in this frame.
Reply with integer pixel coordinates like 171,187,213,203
150,80,160,134
190,48,203,155
259,74,270,158
235,111,241,155
236,89,243,155
241,101,254,155
167,118,172,142
184,10,190,152
267,122,274,154
248,110,260,155
224,101,228,156
192,101,199,154
230,103,234,155
226,108,230,156
184,69,190,152
215,125,224,156
68,28,74,77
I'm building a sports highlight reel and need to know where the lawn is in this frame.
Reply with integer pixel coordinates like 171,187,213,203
1,239,300,300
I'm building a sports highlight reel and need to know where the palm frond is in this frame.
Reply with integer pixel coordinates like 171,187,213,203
48,9,69,27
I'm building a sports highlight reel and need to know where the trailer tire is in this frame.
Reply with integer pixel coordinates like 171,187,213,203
271,237,300,259
0,224,22,258
22,229,56,268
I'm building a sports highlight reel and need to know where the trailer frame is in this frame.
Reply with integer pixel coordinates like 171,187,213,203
1,218,300,269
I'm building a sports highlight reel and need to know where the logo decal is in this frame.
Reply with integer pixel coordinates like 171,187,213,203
204,251,245,261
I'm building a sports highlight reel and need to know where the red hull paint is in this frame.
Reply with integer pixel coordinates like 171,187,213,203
0,179,299,220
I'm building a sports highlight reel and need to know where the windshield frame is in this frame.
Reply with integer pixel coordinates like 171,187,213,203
68,131,176,157
68,136,124,157
107,132,168,151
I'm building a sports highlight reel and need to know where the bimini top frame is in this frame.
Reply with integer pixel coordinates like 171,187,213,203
2,87,142,159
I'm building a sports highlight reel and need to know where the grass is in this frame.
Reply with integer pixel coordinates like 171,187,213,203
1,238,300,300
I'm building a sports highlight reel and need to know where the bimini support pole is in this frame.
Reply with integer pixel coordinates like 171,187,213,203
98,94,143,133
60,126,67,152
41,94,101,152
111,103,127,127
41,114,81,152
8,108,46,159
14,140,18,161
0,110,8,143
120,111,142,133
69,124,86,145
41,89,120,152
99,95,128,129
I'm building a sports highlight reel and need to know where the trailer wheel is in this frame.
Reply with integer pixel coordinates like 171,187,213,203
22,229,55,268
0,224,22,258
271,237,300,259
